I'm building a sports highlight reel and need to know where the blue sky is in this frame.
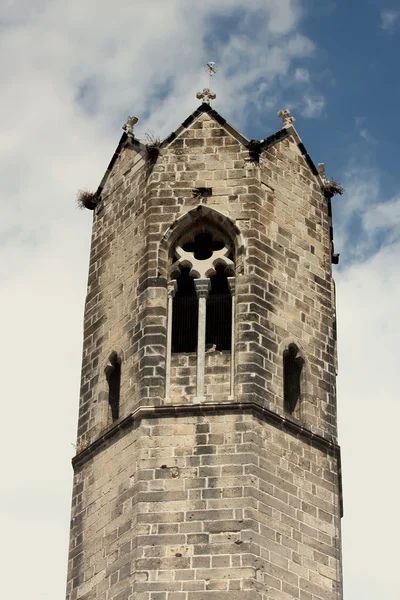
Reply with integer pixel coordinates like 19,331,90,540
0,1,399,599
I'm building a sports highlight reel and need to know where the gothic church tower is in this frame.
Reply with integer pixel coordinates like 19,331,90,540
66,87,343,599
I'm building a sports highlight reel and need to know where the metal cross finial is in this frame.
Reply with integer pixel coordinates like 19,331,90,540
123,116,138,136
277,109,295,128
206,62,216,89
196,62,217,105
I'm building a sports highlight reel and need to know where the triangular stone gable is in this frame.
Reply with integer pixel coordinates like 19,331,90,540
96,103,324,199
161,102,249,150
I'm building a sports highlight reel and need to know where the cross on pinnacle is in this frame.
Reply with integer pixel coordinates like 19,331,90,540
123,116,138,136
196,88,216,104
277,109,295,129
196,62,217,105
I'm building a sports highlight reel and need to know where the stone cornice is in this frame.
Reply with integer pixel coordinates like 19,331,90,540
73,400,340,467
72,401,343,517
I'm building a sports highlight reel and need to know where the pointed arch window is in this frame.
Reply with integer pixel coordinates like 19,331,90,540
165,224,235,400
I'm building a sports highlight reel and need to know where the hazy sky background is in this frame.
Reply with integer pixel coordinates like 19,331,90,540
1,1,399,598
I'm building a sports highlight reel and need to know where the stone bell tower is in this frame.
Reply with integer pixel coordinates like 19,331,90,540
66,82,343,600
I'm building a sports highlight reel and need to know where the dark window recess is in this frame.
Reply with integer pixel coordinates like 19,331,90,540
283,344,304,415
182,233,223,260
192,187,212,198
105,352,121,421
206,266,231,351
172,268,198,353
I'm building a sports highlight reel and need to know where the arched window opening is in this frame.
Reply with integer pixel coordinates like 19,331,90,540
166,222,237,400
283,343,304,415
171,267,198,353
105,352,121,421
171,228,233,354
206,265,232,351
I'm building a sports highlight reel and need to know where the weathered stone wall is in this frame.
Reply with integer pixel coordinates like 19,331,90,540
78,148,148,440
67,413,341,600
68,105,342,600
170,352,231,401
232,136,337,437
255,138,336,435
76,110,336,445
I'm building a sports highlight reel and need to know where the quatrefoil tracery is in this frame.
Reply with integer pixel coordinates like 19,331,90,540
172,244,233,279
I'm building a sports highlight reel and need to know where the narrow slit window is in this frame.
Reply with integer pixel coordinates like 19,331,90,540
105,352,121,421
283,343,304,415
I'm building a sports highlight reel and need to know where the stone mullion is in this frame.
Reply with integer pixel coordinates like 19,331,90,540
165,280,177,399
194,278,211,401
227,276,236,399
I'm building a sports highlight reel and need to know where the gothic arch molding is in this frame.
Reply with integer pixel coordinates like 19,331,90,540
278,338,308,365
158,205,245,279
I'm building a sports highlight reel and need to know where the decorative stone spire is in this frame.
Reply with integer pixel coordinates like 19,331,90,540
318,163,328,185
122,116,138,137
277,108,295,128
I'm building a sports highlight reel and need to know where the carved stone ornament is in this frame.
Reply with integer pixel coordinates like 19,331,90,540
122,116,138,136
318,163,328,185
172,244,233,279
196,88,216,104
277,109,295,128
194,278,211,299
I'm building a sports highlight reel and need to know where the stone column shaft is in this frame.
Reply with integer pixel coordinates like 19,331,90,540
165,280,177,399
194,278,211,401
228,277,236,399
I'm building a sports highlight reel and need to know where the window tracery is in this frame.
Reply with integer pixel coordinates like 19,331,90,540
165,223,236,400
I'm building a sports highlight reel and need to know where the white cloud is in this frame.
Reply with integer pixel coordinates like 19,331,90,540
300,92,325,117
334,162,400,600
334,166,400,263
359,128,373,142
380,9,400,31
294,66,310,82
332,167,379,259
355,117,376,143
337,238,400,600
362,195,400,235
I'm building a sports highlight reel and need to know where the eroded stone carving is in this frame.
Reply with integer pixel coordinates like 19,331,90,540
196,88,216,104
172,244,233,279
277,109,295,128
122,116,138,136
